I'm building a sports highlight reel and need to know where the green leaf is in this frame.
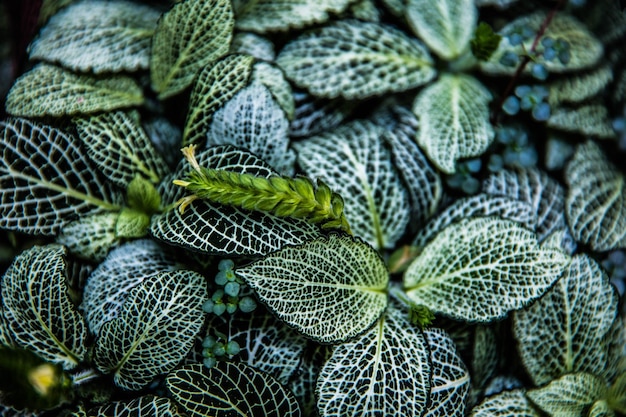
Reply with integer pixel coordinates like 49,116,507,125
526,372,609,417
277,20,436,100
235,0,355,33
289,345,332,416
608,373,626,415
412,74,494,174
236,234,389,343
1,245,87,369
56,212,122,262
126,176,161,215
93,270,207,390
294,120,410,250
548,65,613,106
115,208,151,238
471,390,540,417
471,22,502,61
252,61,295,121
87,395,183,417
74,111,170,187
316,304,430,416
5,64,144,117
0,118,123,235
28,0,160,73
565,141,626,251
289,90,354,138
588,400,616,417
403,217,570,322
166,362,301,416
406,0,476,60
183,54,254,147
150,0,234,99
548,104,617,139
514,254,618,386
231,32,276,61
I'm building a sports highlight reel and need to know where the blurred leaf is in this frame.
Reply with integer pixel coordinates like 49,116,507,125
316,304,430,416
29,0,160,73
346,0,381,22
115,208,150,238
0,118,123,235
56,212,122,262
412,74,494,174
230,32,276,61
471,22,502,61
236,234,389,344
5,64,144,117
548,104,617,139
403,217,570,322
93,270,207,390
166,362,301,416
548,65,613,106
126,176,161,215
150,0,234,99
470,389,539,417
1,245,87,369
294,120,410,250
87,395,183,417
565,141,626,251
289,90,354,138
588,400,616,417
277,20,435,100
475,0,518,7
406,0,476,60
252,61,295,121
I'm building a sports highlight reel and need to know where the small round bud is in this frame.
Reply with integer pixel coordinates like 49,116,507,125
215,271,228,286
224,281,241,297
212,303,226,316
202,335,217,348
212,289,225,302
203,357,217,369
239,296,257,313
202,300,215,313
226,341,241,356
212,343,226,357
218,259,234,271
226,303,238,314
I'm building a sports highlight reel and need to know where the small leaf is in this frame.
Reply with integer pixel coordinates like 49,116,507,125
565,141,626,251
548,104,617,139
316,304,430,416
236,234,389,343
166,362,301,416
93,270,207,390
115,208,150,238
471,389,540,417
406,0,476,60
56,212,122,262
471,22,502,61
1,245,87,369
28,0,160,73
403,217,570,322
150,0,234,99
548,65,613,106
126,176,161,215
5,64,144,117
412,74,494,174
87,395,183,417
277,20,436,100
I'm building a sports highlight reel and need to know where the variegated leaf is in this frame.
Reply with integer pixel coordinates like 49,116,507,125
470,390,539,417
289,90,354,138
230,32,276,61
56,212,122,262
87,395,183,417
548,65,613,106
548,104,616,139
252,62,295,121
526,373,608,417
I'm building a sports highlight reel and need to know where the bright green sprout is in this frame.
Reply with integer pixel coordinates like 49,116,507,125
471,22,502,61
408,304,435,329
173,145,352,234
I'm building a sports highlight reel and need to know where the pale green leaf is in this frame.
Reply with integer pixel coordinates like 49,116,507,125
87,395,183,417
166,362,301,416
565,141,626,251
150,0,234,99
230,32,275,61
316,304,430,416
1,245,87,369
74,111,170,187
548,104,617,140
548,65,613,106
289,90,354,138
252,61,295,121
56,212,122,262
5,64,144,117
28,0,160,73
526,373,608,417
412,73,494,174
183,54,255,147
277,20,436,100
588,400,616,417
115,208,150,238
93,270,207,390
294,120,410,250
82,239,180,336
471,390,539,417
235,0,355,32
346,0,381,22
403,217,570,322
514,254,618,386
236,234,388,343
482,12,603,75
406,0,476,60
0,118,123,235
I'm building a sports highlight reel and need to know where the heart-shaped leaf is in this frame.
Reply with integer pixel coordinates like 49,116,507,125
166,362,301,416
87,395,183,417
403,217,570,322
277,20,435,100
316,304,430,416
236,234,389,343
93,270,207,390
1,245,87,369
412,74,494,174
471,389,539,417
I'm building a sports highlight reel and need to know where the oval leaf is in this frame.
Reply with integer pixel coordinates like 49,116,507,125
403,217,570,322
277,20,436,100
412,74,494,174
236,234,389,343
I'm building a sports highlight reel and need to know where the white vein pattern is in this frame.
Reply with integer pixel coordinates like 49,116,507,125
470,389,539,417
526,373,608,417
89,395,182,417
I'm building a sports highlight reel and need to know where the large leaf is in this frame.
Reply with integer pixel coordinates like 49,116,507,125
5,64,144,117
236,234,389,343
251,62,295,121
56,212,122,262
28,0,160,73
87,396,183,417
150,0,234,99
403,217,570,322
93,270,207,390
316,304,430,416
0,118,123,235
412,74,494,174
166,362,301,416
470,390,539,417
294,120,410,250
276,20,435,100
565,141,626,251
514,254,618,386
1,245,87,369
74,111,170,187
547,104,616,139
526,373,608,417
406,0,476,60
